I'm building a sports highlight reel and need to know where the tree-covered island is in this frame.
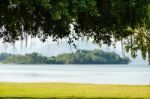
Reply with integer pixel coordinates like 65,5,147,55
0,50,130,64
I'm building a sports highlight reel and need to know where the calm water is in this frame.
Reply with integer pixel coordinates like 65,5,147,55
0,64,150,85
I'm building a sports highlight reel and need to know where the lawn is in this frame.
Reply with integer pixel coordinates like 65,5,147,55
0,82,150,99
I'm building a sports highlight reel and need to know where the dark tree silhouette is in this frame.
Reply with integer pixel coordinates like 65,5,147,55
0,0,150,63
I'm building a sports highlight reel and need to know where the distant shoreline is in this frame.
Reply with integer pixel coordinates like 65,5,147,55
0,50,130,64
0,63,150,67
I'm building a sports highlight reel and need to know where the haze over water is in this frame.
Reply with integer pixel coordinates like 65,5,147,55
0,64,150,85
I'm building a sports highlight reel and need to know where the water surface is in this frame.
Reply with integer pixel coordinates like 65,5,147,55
0,64,150,85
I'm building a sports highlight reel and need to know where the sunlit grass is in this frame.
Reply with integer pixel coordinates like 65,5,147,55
0,82,150,99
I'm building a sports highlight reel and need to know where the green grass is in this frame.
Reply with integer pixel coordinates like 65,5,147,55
0,82,150,99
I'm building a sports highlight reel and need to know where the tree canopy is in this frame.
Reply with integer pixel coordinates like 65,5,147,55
0,0,150,63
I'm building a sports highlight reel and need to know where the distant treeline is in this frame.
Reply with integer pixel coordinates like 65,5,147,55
0,50,130,64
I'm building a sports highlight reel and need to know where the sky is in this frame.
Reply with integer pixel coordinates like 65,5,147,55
0,38,148,65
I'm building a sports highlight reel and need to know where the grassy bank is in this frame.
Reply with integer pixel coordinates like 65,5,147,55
0,83,150,99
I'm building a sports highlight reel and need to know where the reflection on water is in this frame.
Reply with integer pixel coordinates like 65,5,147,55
0,64,150,85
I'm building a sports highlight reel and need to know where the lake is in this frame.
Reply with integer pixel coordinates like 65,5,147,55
0,64,150,85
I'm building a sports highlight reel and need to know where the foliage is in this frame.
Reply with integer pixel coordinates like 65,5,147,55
0,53,11,61
0,50,130,64
0,0,150,63
0,83,150,98
1,52,49,64
50,50,130,64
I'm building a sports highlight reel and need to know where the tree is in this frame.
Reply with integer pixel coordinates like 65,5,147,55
0,0,150,63
0,50,130,64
